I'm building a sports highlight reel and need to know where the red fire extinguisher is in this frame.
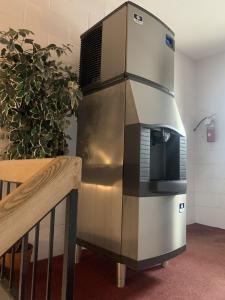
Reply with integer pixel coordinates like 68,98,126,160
193,114,216,143
207,119,215,143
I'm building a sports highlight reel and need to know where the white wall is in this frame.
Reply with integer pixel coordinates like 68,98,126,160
194,52,225,229
1,0,196,258
175,51,196,224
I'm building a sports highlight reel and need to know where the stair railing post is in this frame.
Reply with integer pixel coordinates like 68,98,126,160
18,233,29,300
61,189,78,300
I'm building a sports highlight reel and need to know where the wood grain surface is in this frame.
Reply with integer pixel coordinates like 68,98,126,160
0,156,82,256
0,158,54,183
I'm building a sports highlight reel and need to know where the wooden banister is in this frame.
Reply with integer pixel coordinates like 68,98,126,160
0,156,81,257
0,158,54,183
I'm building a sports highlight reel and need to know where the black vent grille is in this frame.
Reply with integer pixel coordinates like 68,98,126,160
79,25,103,89
140,127,151,182
180,136,187,180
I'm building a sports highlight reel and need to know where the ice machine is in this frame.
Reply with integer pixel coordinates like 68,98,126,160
76,1,187,287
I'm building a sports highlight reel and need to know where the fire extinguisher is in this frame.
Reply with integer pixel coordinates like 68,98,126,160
193,114,216,143
206,119,215,143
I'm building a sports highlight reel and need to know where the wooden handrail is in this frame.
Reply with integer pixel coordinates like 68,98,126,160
0,156,81,257
0,158,54,183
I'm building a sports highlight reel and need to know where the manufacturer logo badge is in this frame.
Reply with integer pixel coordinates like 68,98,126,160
134,13,143,25
179,203,185,213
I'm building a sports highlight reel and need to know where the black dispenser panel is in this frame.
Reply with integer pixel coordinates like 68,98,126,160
124,124,187,196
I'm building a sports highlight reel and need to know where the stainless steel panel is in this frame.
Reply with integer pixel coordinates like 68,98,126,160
138,194,186,260
126,4,174,92
122,195,186,261
126,80,185,136
101,6,127,82
121,196,139,259
77,82,126,254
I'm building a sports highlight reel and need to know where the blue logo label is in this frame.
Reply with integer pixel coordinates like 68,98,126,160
166,35,175,50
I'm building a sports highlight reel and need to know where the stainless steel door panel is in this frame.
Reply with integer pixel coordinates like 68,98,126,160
78,181,123,253
126,4,174,92
122,195,186,261
138,195,186,261
126,80,185,136
77,82,126,254
121,196,139,260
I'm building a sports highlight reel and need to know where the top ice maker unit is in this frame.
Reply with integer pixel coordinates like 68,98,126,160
79,1,175,95
77,1,187,286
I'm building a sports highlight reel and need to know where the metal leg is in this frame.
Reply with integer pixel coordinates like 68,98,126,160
161,261,169,268
117,263,126,288
75,245,82,264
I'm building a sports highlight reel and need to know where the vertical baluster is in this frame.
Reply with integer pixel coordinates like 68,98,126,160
0,181,11,280
9,182,22,289
0,255,5,280
0,180,2,200
46,208,55,300
7,181,10,195
31,223,40,300
9,246,15,289
18,234,29,300
61,190,78,300
0,181,3,279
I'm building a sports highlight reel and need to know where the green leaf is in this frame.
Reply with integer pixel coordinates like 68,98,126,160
1,48,6,56
18,29,34,37
24,38,34,44
71,96,77,109
76,89,82,100
30,107,38,114
8,28,17,37
12,113,21,123
24,94,31,105
34,80,41,91
35,59,44,72
14,63,25,72
47,44,56,49
63,44,72,53
15,44,23,53
0,37,9,45
8,42,15,51
56,49,61,57
31,127,38,136
39,149,46,158
17,89,24,98
33,43,41,51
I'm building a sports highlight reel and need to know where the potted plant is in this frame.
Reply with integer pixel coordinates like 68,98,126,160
0,28,81,273
0,28,81,159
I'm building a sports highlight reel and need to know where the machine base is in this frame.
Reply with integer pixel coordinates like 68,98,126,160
76,238,186,271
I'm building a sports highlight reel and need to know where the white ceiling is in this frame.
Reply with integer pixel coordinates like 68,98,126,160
131,0,225,60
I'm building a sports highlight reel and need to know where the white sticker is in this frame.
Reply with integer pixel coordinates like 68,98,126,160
134,13,143,25
179,203,185,213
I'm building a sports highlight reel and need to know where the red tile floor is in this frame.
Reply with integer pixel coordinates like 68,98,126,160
28,224,225,300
